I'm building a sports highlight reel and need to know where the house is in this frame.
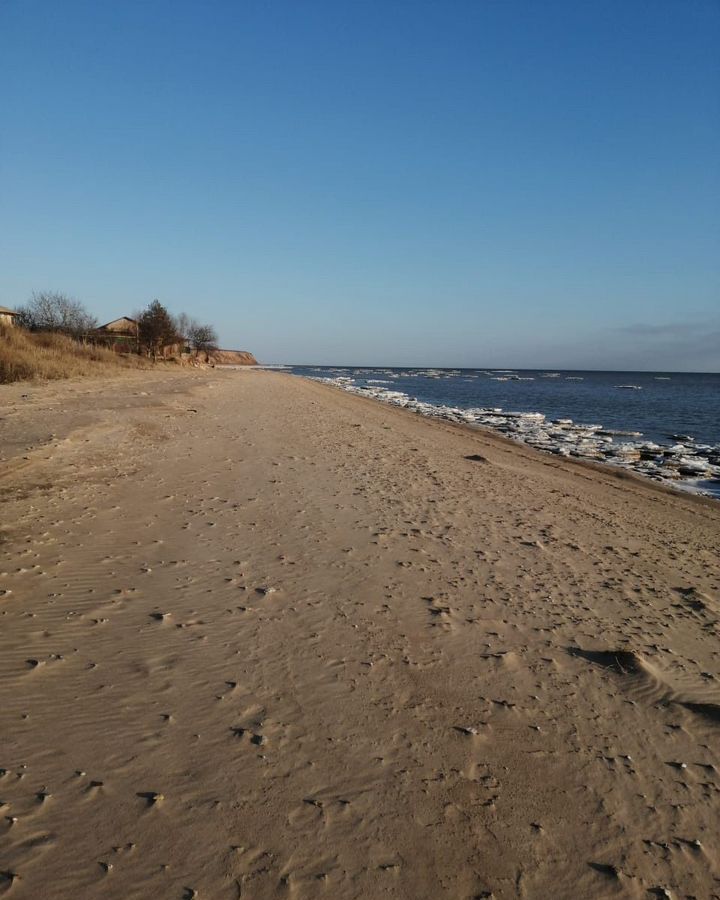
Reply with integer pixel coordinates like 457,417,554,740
95,317,139,352
97,316,138,336
95,316,185,358
0,306,19,327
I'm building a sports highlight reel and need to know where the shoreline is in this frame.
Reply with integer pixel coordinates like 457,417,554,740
302,371,720,499
1,368,719,898
303,373,720,510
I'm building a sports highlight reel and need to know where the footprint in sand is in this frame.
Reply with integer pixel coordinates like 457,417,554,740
149,612,171,622
136,791,164,807
567,646,720,730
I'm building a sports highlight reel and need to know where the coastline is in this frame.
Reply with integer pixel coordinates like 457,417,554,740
1,368,719,898
300,370,720,499
303,373,720,511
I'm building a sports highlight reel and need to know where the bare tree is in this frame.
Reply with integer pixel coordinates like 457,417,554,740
15,291,97,338
173,312,196,346
188,323,218,356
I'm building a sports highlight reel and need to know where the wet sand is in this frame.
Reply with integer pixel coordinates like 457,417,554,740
1,369,719,899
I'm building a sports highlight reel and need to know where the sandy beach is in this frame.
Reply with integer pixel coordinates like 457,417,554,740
1,368,719,899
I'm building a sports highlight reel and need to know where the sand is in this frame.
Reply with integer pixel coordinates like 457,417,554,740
0,368,719,899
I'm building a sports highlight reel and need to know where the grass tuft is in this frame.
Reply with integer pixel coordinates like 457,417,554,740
0,325,154,384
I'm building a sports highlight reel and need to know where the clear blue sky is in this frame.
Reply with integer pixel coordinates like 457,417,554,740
1,1,718,369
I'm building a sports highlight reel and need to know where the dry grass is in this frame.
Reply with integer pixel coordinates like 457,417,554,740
0,325,155,384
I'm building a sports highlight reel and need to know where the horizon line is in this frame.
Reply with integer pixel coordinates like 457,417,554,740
273,364,720,375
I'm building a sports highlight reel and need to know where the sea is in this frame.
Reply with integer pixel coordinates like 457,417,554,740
289,366,720,499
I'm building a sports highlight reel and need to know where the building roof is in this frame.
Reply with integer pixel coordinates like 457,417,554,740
0,306,19,315
97,316,138,331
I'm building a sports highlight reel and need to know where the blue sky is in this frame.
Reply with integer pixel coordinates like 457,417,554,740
1,1,718,369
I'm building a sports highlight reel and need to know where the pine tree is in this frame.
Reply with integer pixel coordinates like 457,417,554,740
138,300,178,359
